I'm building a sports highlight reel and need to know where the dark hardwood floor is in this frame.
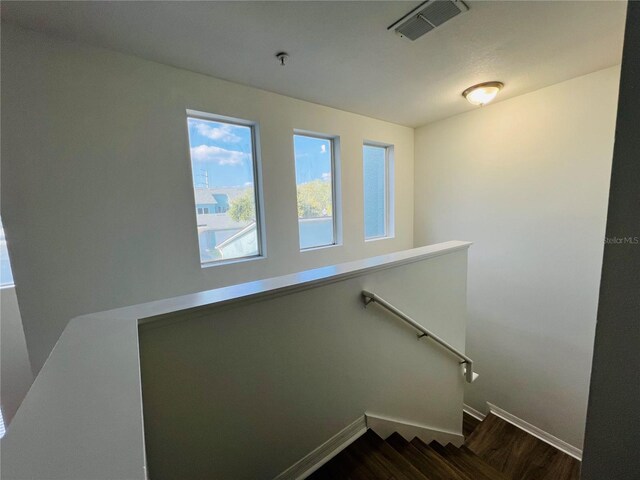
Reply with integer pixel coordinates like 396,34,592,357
466,413,581,480
308,430,428,480
309,412,581,480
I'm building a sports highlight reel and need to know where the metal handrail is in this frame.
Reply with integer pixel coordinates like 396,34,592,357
362,290,477,383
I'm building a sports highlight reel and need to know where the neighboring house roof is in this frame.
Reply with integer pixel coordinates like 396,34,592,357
194,187,249,205
194,189,221,206
197,214,249,232
194,186,255,231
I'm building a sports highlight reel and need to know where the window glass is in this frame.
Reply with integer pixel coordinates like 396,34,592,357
294,134,336,249
187,115,262,264
0,217,14,287
363,144,389,239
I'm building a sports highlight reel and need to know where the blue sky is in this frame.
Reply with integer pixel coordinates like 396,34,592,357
187,119,332,189
293,135,332,185
187,118,255,188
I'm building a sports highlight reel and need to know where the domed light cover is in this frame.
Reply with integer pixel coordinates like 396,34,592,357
462,81,504,106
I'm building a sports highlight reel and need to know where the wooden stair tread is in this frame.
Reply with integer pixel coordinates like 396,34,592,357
385,433,438,480
307,441,379,480
408,438,472,480
309,430,430,480
444,443,510,480
451,444,511,480
357,430,431,480
466,414,580,480
427,441,502,480
308,413,581,480
540,450,581,480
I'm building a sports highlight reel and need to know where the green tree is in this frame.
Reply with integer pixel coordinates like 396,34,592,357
228,189,256,222
297,180,332,218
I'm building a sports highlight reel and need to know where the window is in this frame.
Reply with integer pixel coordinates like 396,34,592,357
294,133,338,249
0,217,14,288
363,143,392,240
186,112,263,265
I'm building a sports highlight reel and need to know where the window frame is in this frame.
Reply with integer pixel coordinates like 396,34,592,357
293,130,341,251
363,141,394,241
186,110,266,267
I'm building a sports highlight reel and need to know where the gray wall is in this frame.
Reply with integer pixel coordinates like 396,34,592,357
0,24,414,374
139,249,469,479
0,287,33,425
582,2,640,478
413,66,620,449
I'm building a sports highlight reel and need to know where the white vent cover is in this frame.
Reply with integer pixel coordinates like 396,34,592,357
390,0,469,41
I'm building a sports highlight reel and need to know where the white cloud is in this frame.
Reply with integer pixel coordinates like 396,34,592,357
321,172,331,181
190,145,248,166
195,123,242,143
320,144,327,154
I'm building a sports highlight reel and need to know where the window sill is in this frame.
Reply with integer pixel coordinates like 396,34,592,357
200,254,266,269
300,242,342,253
365,235,394,243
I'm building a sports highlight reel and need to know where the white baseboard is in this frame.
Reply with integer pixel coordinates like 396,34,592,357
463,404,486,421
487,402,582,460
273,415,367,480
365,413,465,447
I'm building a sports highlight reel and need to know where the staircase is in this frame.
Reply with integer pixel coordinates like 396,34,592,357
308,414,580,480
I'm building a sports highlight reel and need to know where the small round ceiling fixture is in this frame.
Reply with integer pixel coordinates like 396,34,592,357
276,52,289,66
462,81,504,106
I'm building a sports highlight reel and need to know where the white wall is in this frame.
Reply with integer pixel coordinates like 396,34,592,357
139,247,469,480
0,24,414,374
0,287,33,425
413,66,620,449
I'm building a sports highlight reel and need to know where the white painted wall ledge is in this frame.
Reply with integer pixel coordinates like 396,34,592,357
0,241,471,480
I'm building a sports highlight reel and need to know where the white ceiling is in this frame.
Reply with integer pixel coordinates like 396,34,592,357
1,1,627,127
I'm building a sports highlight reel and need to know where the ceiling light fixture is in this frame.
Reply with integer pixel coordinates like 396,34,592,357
275,52,289,66
462,81,504,106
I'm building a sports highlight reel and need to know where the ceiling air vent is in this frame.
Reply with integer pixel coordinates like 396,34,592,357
389,0,469,41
